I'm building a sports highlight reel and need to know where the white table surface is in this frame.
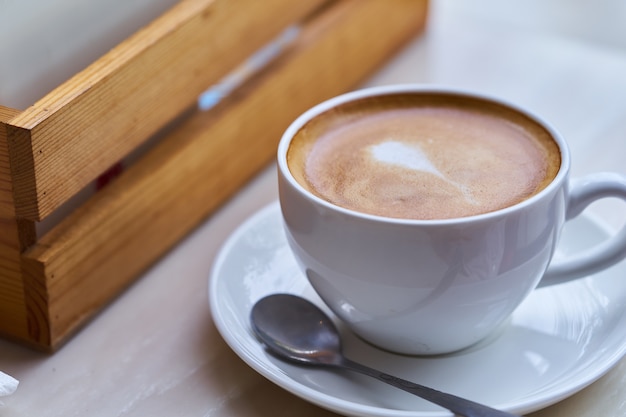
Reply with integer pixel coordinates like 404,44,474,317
2,1,626,416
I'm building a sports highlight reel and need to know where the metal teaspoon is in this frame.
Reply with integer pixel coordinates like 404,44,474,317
250,293,521,417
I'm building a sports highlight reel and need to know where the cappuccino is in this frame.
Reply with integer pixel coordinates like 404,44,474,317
287,93,560,220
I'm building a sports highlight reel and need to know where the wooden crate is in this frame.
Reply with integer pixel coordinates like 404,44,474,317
0,0,428,351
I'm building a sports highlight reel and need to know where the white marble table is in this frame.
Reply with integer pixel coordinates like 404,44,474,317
2,1,626,416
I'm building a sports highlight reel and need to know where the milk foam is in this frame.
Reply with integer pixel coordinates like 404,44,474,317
370,140,477,205
287,95,560,220
370,140,442,177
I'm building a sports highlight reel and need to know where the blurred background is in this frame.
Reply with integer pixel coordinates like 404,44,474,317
437,0,626,50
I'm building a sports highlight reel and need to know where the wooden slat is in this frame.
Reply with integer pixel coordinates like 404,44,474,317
5,0,327,222
0,107,20,218
0,106,30,343
21,0,428,349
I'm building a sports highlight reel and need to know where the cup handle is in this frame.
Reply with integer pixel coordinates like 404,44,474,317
540,172,626,287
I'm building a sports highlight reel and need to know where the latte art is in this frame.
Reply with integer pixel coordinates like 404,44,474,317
287,93,560,220
370,141,442,177
369,140,477,205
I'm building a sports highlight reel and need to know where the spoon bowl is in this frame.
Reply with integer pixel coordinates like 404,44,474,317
251,292,342,366
251,293,521,417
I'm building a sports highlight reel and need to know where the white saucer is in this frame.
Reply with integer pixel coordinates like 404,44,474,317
209,202,626,416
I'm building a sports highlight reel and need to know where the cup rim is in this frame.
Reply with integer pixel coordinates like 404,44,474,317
277,84,570,225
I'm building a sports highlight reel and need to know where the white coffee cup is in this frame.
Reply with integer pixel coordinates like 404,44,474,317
277,85,626,355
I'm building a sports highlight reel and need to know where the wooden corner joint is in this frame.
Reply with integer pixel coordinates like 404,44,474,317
5,124,41,221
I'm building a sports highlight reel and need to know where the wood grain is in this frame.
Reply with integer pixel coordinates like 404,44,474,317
5,0,327,221
20,0,428,349
0,106,30,343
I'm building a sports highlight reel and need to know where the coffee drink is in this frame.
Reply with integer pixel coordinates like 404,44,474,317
287,93,561,220
279,87,626,354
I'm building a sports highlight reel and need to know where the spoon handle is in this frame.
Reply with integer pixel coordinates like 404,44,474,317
340,358,521,417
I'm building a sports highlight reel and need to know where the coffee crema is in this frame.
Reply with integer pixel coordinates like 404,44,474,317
287,93,561,220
